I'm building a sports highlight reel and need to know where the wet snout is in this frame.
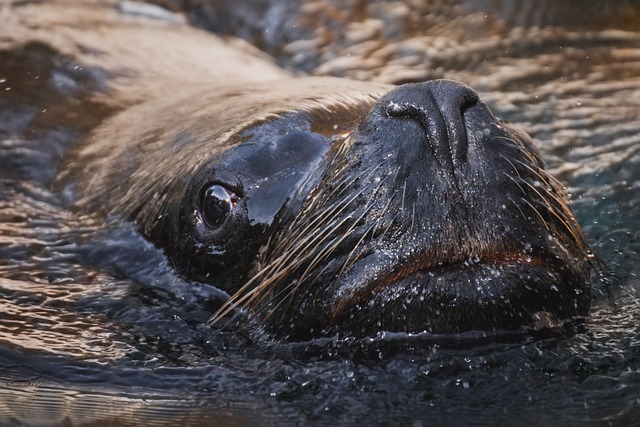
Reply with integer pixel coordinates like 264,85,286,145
381,80,480,174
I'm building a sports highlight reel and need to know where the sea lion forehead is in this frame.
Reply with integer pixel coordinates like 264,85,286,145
71,77,389,215
181,78,391,225
209,77,391,141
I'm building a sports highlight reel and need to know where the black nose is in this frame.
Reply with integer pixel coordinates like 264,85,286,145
383,80,479,173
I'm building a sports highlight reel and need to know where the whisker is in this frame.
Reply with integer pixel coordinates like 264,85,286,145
281,177,389,301
506,195,528,223
334,179,393,285
501,154,588,260
210,159,388,327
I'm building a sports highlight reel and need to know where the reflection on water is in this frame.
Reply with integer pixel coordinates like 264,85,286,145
1,0,640,426
0,383,284,427
468,0,640,30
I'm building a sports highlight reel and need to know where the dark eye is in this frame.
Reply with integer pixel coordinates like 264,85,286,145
201,184,239,228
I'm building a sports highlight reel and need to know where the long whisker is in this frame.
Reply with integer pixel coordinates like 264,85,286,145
502,156,588,257
209,158,388,327
262,175,389,310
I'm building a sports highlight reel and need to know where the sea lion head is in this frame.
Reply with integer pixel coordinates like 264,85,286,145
72,78,591,340
210,79,592,340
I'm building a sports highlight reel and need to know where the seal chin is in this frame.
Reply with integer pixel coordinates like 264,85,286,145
308,226,589,336
328,251,583,336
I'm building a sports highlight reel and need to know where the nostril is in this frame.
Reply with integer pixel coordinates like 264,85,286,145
383,80,479,172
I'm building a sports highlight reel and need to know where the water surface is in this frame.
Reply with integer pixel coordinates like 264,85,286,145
1,1,639,425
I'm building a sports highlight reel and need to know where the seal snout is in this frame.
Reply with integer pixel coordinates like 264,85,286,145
384,79,480,172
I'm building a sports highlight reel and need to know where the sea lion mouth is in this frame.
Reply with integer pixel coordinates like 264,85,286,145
381,252,553,289
315,248,589,338
329,248,562,322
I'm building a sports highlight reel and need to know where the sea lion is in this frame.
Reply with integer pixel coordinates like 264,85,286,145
64,75,592,340
3,0,592,341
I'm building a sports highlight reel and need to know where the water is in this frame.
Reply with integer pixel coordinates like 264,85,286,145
1,1,640,426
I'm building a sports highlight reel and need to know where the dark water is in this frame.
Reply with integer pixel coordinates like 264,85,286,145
1,1,640,426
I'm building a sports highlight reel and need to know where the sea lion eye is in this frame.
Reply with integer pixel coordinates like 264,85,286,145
201,184,239,228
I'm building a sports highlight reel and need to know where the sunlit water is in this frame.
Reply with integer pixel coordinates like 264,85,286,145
1,1,640,426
